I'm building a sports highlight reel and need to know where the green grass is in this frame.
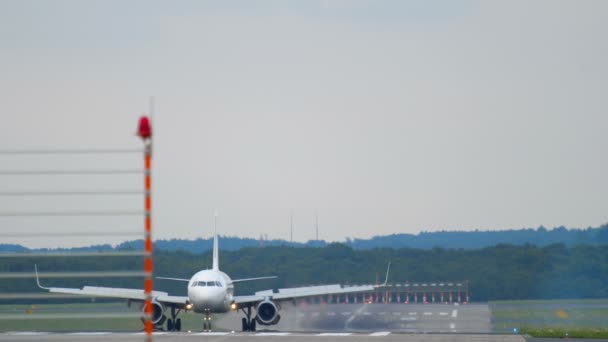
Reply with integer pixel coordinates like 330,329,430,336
521,327,608,339
490,298,608,305
0,302,216,332
490,299,608,337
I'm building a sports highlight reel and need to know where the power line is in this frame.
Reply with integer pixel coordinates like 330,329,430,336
0,149,143,155
0,211,143,217
0,169,143,175
0,190,144,196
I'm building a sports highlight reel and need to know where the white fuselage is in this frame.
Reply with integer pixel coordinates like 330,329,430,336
187,269,234,313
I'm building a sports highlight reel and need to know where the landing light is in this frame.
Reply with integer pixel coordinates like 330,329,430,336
231,303,237,311
186,303,193,310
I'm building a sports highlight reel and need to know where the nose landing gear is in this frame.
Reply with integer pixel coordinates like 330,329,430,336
202,308,212,332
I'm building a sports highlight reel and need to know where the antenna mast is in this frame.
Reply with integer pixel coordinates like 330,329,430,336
290,212,293,242
315,211,319,241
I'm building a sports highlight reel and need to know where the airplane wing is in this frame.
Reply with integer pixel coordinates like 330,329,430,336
35,266,188,306
234,284,375,305
45,286,187,305
233,262,390,306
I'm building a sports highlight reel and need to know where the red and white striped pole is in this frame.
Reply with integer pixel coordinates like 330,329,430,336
138,116,153,341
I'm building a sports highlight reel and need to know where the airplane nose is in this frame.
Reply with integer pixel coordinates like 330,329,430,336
189,288,223,309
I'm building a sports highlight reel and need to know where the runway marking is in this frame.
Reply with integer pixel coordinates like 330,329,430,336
423,312,432,316
10,332,48,335
318,333,352,336
408,312,417,315
452,309,458,318
440,312,448,316
312,312,320,317
344,303,368,330
256,332,291,336
195,332,230,336
369,331,391,336
131,332,167,336
392,312,401,315
450,323,456,329
327,312,336,316
67,332,110,336
400,317,416,321
341,311,351,316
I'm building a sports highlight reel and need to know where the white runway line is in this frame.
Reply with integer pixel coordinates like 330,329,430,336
452,309,458,318
327,312,336,316
256,332,291,336
400,317,416,321
369,331,391,336
312,312,320,316
440,312,448,316
195,332,230,336
67,332,110,336
318,333,352,336
344,304,368,330
408,312,417,315
423,312,432,316
449,323,456,329
341,311,351,316
10,332,48,335
392,312,401,315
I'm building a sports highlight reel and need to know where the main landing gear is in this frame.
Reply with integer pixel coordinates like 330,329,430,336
202,308,212,332
166,307,182,332
240,305,256,332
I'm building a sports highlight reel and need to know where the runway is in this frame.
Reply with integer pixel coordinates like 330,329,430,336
0,303,531,341
217,303,491,333
0,332,526,342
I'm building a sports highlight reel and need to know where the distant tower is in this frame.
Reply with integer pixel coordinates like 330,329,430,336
315,211,319,241
290,212,294,242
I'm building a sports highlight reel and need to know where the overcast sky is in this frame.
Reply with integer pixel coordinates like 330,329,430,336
0,0,607,248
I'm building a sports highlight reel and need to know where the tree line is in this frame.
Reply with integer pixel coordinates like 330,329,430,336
1,243,607,302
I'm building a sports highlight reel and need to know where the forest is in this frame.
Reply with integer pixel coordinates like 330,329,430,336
2,224,607,254
1,242,606,302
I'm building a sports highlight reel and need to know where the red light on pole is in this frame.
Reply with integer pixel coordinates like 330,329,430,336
138,116,152,140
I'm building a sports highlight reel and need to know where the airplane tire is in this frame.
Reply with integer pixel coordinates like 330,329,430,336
175,318,182,331
242,318,248,331
167,319,173,331
250,319,256,332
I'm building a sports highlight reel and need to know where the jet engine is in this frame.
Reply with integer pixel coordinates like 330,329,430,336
141,300,166,326
255,300,281,325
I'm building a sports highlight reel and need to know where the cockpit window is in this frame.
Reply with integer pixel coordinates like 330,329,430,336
190,280,222,287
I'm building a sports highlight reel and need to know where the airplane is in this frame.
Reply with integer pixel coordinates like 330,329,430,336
35,226,390,332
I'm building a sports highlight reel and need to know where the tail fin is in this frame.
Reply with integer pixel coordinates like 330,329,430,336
212,211,219,271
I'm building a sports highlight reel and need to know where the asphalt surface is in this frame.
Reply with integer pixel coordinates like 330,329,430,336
217,303,492,333
0,332,527,342
4,303,605,341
